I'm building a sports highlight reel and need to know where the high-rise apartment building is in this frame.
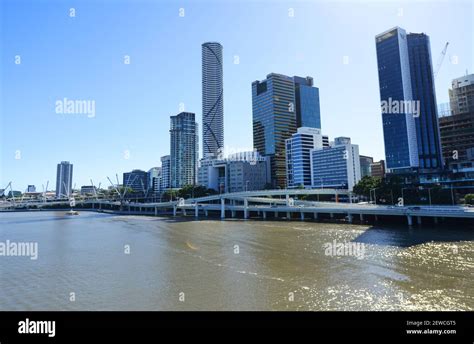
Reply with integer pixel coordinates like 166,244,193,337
55,161,73,198
202,42,224,159
170,112,198,188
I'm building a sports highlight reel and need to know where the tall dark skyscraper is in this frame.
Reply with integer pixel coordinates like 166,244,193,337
55,161,73,198
202,42,224,159
407,33,443,170
293,76,321,129
376,27,419,172
376,27,444,172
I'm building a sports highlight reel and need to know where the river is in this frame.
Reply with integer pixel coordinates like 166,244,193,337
0,211,472,311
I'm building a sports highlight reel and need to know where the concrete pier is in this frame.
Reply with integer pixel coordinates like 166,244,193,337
407,215,413,226
221,199,225,219
300,212,305,220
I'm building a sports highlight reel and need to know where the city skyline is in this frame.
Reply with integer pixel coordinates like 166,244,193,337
1,1,473,189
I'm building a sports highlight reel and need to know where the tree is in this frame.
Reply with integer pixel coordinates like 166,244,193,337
352,176,382,198
464,194,474,205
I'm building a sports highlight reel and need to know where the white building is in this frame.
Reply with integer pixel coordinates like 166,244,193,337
286,127,329,188
310,137,361,191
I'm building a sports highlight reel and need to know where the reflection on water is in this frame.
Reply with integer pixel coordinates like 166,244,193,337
0,211,472,311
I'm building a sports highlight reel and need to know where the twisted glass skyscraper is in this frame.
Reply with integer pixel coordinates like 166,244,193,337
202,42,224,159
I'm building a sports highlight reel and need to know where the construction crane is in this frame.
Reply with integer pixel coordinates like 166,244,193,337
434,42,449,78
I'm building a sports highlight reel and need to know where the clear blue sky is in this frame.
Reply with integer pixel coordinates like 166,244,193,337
1,0,473,191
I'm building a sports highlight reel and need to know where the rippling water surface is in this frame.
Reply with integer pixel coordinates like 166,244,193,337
0,211,473,310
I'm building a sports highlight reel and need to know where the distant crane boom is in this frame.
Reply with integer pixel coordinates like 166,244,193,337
434,42,449,78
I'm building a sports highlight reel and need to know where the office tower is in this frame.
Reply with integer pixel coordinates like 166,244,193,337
359,155,374,178
170,112,198,188
286,127,325,188
252,73,297,188
370,160,386,178
55,161,73,198
375,27,419,171
407,33,443,169
439,74,474,169
310,137,361,191
293,76,321,129
27,185,36,193
123,170,148,193
202,42,224,159
160,155,171,190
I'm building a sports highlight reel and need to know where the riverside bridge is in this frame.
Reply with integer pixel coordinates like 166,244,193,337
1,188,474,226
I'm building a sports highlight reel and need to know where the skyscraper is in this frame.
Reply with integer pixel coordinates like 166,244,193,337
407,33,443,170
293,76,321,129
252,73,321,188
55,161,73,198
202,42,224,159
252,73,297,188
376,27,419,172
170,112,198,188
376,27,445,172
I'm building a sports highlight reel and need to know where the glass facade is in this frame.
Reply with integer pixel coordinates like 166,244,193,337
252,73,296,188
294,76,321,129
407,33,443,170
376,27,419,170
123,169,148,193
359,155,374,178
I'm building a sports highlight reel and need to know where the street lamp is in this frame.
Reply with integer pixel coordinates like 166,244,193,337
370,188,378,205
451,185,455,205
401,187,411,206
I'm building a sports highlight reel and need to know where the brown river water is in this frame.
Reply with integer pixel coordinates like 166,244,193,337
0,211,473,310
